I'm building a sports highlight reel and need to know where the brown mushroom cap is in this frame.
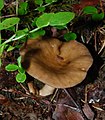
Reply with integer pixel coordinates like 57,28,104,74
20,37,93,88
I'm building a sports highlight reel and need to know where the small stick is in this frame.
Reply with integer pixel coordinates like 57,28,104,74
51,89,58,102
20,83,30,95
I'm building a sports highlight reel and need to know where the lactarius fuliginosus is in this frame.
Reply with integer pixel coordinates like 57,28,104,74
20,37,93,96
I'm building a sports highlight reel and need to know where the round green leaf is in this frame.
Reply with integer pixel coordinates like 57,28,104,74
50,12,75,26
16,73,26,83
5,64,18,71
92,13,104,21
36,13,54,28
83,6,98,14
0,17,20,30
64,32,77,41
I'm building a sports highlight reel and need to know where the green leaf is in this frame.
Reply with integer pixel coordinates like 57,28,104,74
0,0,4,11
15,28,29,41
45,0,53,3
7,45,15,52
45,0,52,3
32,17,38,26
64,32,77,41
5,64,18,71
17,56,25,73
35,0,43,5
16,28,29,37
16,73,26,83
7,26,16,32
50,12,75,26
29,30,45,39
36,12,75,28
18,2,28,15
45,0,57,3
0,17,20,30
36,13,54,28
37,6,45,12
83,6,98,14
92,13,104,21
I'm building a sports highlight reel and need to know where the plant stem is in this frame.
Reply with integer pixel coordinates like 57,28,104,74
0,27,41,47
29,27,40,33
0,34,16,47
34,3,52,11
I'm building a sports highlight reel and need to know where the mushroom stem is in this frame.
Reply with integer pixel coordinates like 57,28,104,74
39,84,55,96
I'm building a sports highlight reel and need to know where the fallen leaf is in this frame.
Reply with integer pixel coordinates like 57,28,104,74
52,90,85,120
53,104,84,120
82,103,94,120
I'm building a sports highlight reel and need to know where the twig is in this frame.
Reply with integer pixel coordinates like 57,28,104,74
0,14,16,19
98,39,105,54
51,89,58,102
94,32,97,51
57,103,81,112
84,86,88,103
99,0,104,13
19,83,30,95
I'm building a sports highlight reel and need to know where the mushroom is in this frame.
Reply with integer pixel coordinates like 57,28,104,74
20,37,93,96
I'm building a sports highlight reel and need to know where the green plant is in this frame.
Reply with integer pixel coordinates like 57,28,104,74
64,32,77,41
5,56,26,83
0,0,4,11
0,0,76,83
83,6,104,21
18,2,28,15
0,17,20,30
5,11,75,82
0,11,75,47
35,0,58,12
36,12,75,27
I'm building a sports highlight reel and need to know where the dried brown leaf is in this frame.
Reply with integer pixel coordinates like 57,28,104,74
53,104,84,120
83,103,94,120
